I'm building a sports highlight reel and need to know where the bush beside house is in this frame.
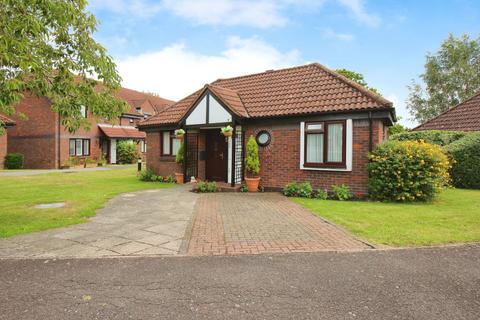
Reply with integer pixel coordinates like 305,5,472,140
368,140,450,202
444,132,480,189
390,130,466,146
4,153,24,169
116,140,139,164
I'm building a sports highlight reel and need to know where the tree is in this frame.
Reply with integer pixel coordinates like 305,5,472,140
388,116,407,136
0,0,128,135
407,33,480,123
335,68,381,95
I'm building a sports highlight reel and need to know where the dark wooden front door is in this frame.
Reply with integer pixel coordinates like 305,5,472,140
206,131,227,181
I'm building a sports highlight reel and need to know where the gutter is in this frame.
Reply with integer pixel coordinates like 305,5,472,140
368,111,373,152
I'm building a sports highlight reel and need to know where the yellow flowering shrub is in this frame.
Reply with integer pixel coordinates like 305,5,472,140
368,140,450,202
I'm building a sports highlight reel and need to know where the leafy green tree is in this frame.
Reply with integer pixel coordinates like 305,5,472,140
335,68,381,95
388,116,407,136
407,33,480,123
0,0,128,134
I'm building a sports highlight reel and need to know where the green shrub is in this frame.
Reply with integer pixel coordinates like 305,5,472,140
139,169,156,181
240,185,248,192
314,189,328,200
283,182,313,197
197,181,218,193
176,141,184,164
165,175,176,183
117,140,139,164
331,184,352,201
390,130,466,146
245,136,260,176
4,153,24,169
368,140,450,202
444,132,480,189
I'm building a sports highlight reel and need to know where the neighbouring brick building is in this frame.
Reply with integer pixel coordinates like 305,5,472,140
0,114,16,169
414,91,480,132
7,88,173,169
139,63,395,194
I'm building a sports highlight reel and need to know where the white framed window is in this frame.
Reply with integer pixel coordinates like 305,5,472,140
300,120,353,172
70,138,90,156
80,105,87,118
162,131,181,156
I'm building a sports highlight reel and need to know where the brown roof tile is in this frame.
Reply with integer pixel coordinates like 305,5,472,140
113,87,174,115
0,114,15,125
414,92,480,132
98,124,146,139
140,63,392,127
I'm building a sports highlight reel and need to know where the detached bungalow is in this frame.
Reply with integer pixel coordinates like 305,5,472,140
0,114,16,168
414,92,480,132
139,63,395,193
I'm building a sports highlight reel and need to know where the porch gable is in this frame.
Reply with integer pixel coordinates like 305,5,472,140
185,92,232,126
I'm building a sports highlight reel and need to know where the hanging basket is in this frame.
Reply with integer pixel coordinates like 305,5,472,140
174,129,185,139
220,125,233,137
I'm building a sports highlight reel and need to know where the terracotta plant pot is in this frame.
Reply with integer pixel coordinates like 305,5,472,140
245,177,260,192
175,172,184,184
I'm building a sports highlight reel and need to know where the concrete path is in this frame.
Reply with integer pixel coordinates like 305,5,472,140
188,193,370,255
0,164,135,177
1,244,479,319
0,187,198,258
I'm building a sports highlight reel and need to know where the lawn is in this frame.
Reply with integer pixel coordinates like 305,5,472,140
0,168,174,238
293,188,480,247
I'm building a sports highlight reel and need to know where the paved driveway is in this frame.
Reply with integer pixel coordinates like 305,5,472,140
0,187,197,258
0,189,368,259
187,193,370,255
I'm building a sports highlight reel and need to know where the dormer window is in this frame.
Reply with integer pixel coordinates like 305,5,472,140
136,107,142,113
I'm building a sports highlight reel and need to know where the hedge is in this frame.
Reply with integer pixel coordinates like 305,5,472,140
4,153,24,169
116,140,139,164
368,140,450,202
444,132,480,189
390,130,466,146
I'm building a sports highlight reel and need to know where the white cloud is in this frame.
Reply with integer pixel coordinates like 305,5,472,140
337,0,380,27
162,0,288,28
116,36,302,100
323,28,354,41
89,0,379,28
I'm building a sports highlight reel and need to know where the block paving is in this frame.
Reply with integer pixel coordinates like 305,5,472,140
187,193,370,256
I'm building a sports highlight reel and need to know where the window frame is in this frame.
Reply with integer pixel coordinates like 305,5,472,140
80,105,87,118
69,138,90,157
161,131,179,156
303,120,346,168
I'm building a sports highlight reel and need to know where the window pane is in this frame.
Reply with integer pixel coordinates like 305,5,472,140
327,123,343,162
83,140,90,156
306,133,323,163
75,139,83,156
172,138,180,155
69,140,75,156
162,132,170,154
80,105,87,118
306,123,323,131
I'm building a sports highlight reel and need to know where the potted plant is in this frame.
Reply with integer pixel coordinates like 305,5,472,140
175,128,185,139
174,141,185,184
220,125,233,137
244,135,261,192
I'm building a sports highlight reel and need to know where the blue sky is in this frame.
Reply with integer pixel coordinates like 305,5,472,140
88,0,480,127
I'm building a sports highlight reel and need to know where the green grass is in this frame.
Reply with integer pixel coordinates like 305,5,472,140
293,189,480,247
0,168,174,238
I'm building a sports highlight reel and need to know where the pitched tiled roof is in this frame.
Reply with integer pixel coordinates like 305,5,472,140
414,92,480,132
140,63,393,127
98,124,146,139
113,87,174,116
0,114,15,126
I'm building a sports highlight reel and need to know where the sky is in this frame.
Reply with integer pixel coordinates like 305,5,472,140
87,0,480,128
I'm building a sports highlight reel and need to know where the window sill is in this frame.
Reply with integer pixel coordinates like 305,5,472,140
301,165,350,172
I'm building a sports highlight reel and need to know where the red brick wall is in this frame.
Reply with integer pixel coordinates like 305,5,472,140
146,131,181,176
243,119,385,194
7,95,58,169
0,132,7,168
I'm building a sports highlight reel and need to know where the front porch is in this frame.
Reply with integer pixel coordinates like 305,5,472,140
182,126,244,187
